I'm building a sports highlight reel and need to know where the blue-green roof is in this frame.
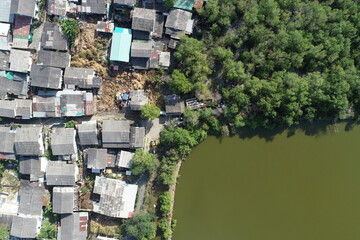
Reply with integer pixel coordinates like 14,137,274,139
174,0,195,11
110,28,132,62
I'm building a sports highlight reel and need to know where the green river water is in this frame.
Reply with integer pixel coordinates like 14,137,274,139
173,122,360,240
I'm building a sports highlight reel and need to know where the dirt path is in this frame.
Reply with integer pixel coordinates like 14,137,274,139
168,161,183,226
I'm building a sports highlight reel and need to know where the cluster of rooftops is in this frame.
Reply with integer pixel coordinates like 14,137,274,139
0,118,153,239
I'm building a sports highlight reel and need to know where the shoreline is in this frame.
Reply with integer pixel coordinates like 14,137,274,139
168,160,183,238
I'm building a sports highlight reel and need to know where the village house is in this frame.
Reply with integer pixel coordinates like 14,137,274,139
32,94,60,118
19,157,43,182
0,0,14,23
116,150,134,169
30,65,63,89
47,0,68,17
53,186,75,214
12,15,32,49
46,161,77,186
113,0,136,8
14,125,44,156
37,50,71,69
77,121,99,146
96,21,114,33
131,8,156,40
10,180,48,239
110,27,132,63
130,126,145,149
41,22,68,51
92,176,138,218
0,51,10,71
9,48,31,73
10,0,37,18
159,51,171,68
165,8,193,39
86,148,117,173
0,23,11,51
58,212,88,240
58,89,94,117
0,72,28,99
102,119,131,148
50,127,77,160
130,41,154,70
0,99,32,119
129,89,149,110
79,0,107,15
64,67,100,89
0,126,16,160
165,94,185,115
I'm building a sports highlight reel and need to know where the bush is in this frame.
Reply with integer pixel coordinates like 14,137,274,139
159,191,171,217
140,104,160,120
168,70,194,95
65,120,77,128
159,219,172,239
0,225,9,240
130,149,159,175
124,211,157,240
60,19,80,44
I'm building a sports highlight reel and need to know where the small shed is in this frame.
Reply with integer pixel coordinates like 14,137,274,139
116,150,134,169
165,94,185,115
130,127,145,149
41,22,68,51
102,119,131,148
53,186,75,214
37,50,71,69
77,121,99,146
159,52,171,68
110,27,132,62
46,161,76,186
50,127,77,157
30,65,63,89
129,90,149,110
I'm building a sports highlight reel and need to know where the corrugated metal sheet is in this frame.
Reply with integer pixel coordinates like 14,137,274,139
110,28,132,62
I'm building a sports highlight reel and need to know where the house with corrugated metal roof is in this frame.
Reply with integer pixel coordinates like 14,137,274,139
96,21,114,33
57,90,94,117
0,73,28,99
77,121,99,146
131,8,156,40
113,0,136,8
130,126,145,149
165,8,193,39
92,176,138,218
116,150,134,169
130,40,154,69
174,0,195,11
41,22,68,51
14,125,44,156
0,99,32,119
30,65,63,89
129,90,149,110
79,0,107,15
46,161,77,186
0,126,16,160
32,94,60,118
9,48,31,73
19,157,43,181
52,186,75,214
12,15,32,49
59,212,88,240
110,27,132,62
64,67,100,89
102,119,131,148
10,0,37,18
0,0,14,23
37,50,71,69
47,0,68,17
50,127,77,160
165,94,185,115
0,23,11,51
85,148,117,173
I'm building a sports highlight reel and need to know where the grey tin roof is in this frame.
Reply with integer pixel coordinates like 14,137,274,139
0,0,14,23
41,22,68,51
10,216,38,239
81,0,107,14
130,127,145,149
0,127,15,154
14,125,43,156
19,157,42,181
18,180,47,216
59,212,88,240
132,8,156,32
165,94,185,115
30,65,62,89
113,0,136,5
77,122,99,146
130,41,153,58
102,119,130,148
86,148,107,170
50,128,76,156
37,50,71,69
0,76,27,99
116,150,134,169
165,9,191,31
46,161,76,186
53,186,75,214
9,49,31,73
59,92,85,117
64,67,97,89
0,100,16,118
15,99,32,117
129,90,149,111
10,0,36,18
48,0,67,16
0,50,10,71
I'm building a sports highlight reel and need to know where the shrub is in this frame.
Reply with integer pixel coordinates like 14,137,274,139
159,191,171,217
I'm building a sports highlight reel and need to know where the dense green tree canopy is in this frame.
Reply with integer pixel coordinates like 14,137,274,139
140,104,160,120
124,211,157,240
131,149,159,175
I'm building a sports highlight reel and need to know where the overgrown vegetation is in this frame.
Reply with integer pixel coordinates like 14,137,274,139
38,204,58,240
159,191,171,217
123,211,157,240
65,120,78,128
159,219,172,239
171,0,360,130
140,104,161,120
60,19,80,45
0,225,9,240
130,149,159,176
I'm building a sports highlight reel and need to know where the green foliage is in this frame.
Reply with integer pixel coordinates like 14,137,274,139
169,70,194,95
60,19,80,44
140,104,160,120
0,163,4,179
159,219,172,239
65,120,77,128
38,204,58,240
0,225,9,240
124,211,157,240
131,149,159,175
43,147,53,160
81,187,88,195
164,0,175,9
159,191,171,217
